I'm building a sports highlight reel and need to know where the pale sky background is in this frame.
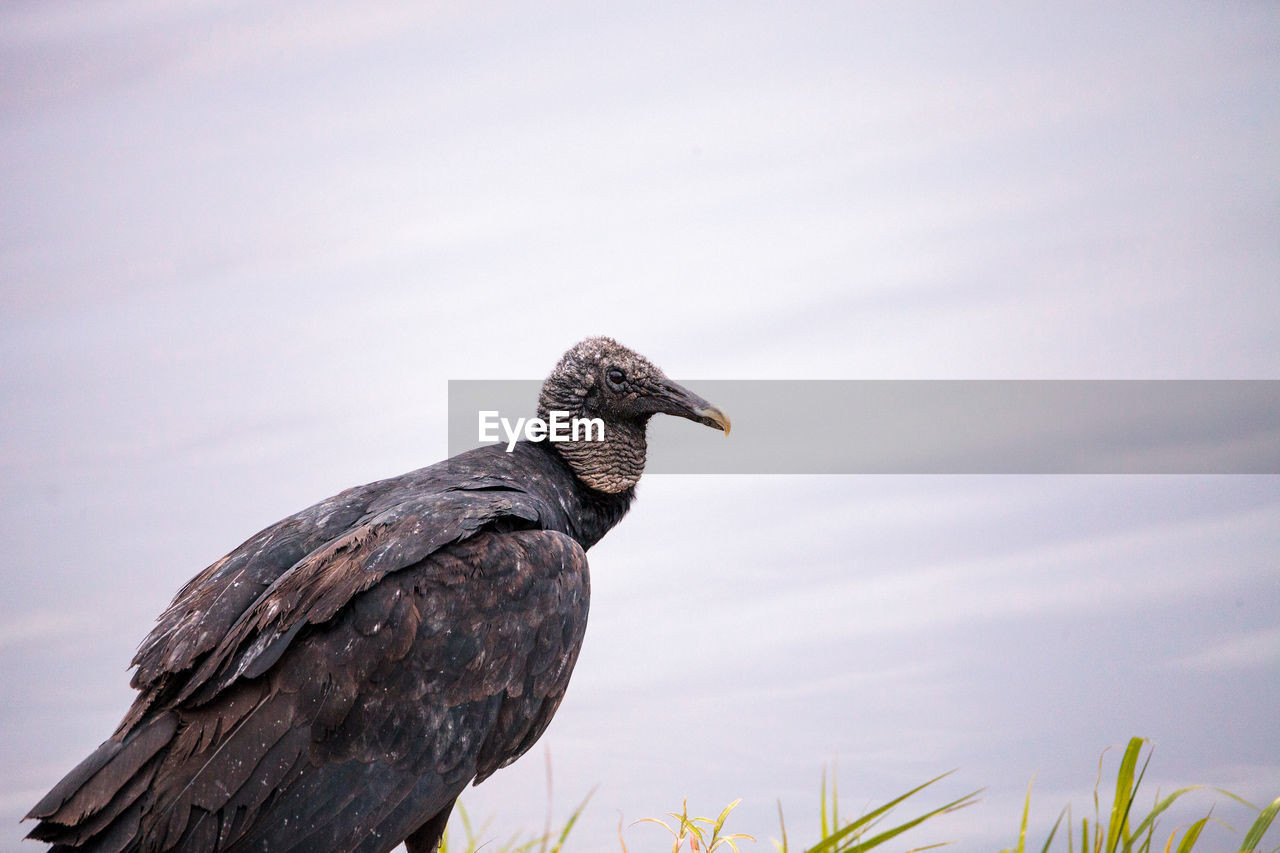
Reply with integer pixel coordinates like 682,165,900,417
2,2,1278,851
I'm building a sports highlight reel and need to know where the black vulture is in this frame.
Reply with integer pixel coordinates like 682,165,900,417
25,336,730,853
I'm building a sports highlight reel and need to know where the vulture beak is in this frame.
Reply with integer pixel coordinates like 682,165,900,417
651,378,732,436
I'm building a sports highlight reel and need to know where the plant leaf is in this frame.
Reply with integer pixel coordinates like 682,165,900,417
1240,796,1280,853
1173,816,1209,853
1107,736,1147,853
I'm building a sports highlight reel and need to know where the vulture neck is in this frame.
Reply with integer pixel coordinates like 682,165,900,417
550,419,648,495
510,441,636,551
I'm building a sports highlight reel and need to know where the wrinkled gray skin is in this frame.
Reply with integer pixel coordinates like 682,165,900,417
26,336,728,853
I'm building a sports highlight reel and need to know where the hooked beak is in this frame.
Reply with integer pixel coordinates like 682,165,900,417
650,377,731,436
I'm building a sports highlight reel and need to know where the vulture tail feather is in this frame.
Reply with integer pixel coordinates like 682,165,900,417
25,712,177,846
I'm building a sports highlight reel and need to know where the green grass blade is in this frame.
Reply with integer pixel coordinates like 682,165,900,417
1173,816,1209,853
838,789,981,853
711,798,742,838
1128,787,1205,841
821,767,830,839
832,762,841,837
1240,795,1280,852
1039,806,1067,853
1106,737,1146,853
801,772,959,853
544,788,592,853
1007,777,1034,853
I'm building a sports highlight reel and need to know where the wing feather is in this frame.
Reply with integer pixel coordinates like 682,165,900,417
121,487,547,723
29,496,589,853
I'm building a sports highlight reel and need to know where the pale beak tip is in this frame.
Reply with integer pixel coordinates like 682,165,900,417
697,406,731,436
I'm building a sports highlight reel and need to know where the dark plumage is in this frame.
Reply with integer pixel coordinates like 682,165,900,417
25,337,729,853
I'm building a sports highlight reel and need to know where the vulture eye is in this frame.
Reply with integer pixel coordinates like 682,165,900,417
606,367,626,387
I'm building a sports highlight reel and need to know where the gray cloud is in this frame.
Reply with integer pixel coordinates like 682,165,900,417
2,1,1278,850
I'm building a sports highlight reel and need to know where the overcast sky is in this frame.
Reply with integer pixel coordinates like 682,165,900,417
2,2,1278,851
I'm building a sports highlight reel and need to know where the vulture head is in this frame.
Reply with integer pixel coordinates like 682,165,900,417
538,336,730,493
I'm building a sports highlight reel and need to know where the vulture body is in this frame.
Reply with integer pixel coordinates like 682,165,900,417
26,337,729,853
